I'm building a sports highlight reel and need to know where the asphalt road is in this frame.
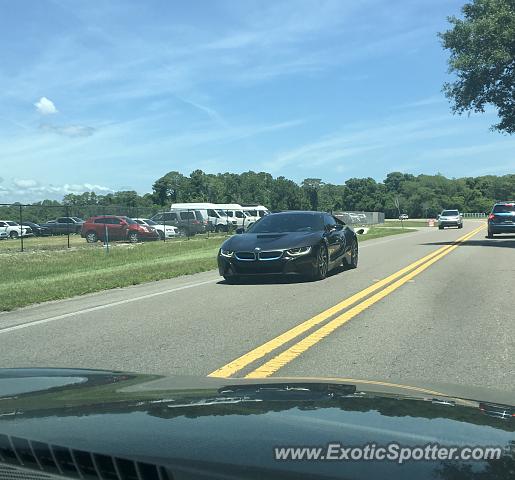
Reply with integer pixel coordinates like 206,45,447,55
1,221,514,394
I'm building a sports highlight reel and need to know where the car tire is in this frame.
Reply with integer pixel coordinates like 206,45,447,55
458,224,463,229
128,232,139,243
85,231,98,243
438,226,444,230
347,240,358,269
309,244,328,281
158,230,165,240
487,229,494,238
10,231,19,239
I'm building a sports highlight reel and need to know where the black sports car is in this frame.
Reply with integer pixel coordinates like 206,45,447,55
218,211,358,282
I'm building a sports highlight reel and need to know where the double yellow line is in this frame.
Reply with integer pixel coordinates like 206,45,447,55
209,224,485,379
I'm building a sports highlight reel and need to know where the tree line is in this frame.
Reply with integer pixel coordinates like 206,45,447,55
3,170,513,223
147,170,513,217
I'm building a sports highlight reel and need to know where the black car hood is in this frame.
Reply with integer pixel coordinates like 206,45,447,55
222,231,323,251
0,369,513,480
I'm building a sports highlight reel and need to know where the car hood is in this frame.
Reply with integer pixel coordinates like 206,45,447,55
0,369,513,479
222,231,323,251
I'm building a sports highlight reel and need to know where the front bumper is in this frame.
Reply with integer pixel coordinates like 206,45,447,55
439,220,462,227
218,250,318,277
139,231,160,241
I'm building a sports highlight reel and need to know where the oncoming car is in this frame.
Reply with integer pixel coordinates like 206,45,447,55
218,211,358,283
438,209,463,229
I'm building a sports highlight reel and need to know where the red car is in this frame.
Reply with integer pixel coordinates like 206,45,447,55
81,216,160,243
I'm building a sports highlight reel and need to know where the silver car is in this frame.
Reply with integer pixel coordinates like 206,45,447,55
438,209,463,229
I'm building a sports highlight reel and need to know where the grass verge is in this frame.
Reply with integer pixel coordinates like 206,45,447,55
2,227,410,311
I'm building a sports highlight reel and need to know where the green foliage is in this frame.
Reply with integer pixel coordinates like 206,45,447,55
439,0,515,133
1,171,513,222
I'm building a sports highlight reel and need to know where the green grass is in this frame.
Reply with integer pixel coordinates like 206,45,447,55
381,220,430,227
358,226,411,240
2,227,410,311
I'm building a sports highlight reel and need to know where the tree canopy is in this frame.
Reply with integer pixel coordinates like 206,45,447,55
439,0,515,133
2,170,513,223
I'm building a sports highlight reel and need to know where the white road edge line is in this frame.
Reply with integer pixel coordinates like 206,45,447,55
0,278,220,335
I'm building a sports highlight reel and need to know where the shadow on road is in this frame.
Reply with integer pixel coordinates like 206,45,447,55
421,235,515,249
217,265,349,285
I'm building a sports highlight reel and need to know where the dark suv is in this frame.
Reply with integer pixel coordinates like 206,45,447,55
81,216,159,243
488,202,515,238
150,210,206,236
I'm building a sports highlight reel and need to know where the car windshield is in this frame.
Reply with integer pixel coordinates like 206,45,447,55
71,217,83,222
121,217,137,225
493,204,515,213
7,221,18,226
144,219,157,225
247,213,324,233
441,210,459,216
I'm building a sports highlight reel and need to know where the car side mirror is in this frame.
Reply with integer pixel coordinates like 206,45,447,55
236,227,244,234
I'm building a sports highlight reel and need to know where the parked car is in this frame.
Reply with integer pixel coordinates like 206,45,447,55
81,216,160,243
0,220,32,238
21,221,52,236
218,211,358,283
399,213,409,220
150,210,206,236
438,209,463,229
41,217,85,235
133,218,179,239
487,202,515,238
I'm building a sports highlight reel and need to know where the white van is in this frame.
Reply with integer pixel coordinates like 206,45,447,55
241,205,269,225
171,203,231,232
214,203,252,228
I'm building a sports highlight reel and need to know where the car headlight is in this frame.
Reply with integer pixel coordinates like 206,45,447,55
220,249,234,258
286,246,312,256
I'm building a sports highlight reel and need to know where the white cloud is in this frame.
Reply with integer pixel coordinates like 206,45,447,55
13,179,38,188
34,97,58,115
40,124,96,137
0,179,112,202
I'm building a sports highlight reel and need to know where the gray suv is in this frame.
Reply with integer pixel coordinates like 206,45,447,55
438,209,463,229
150,210,207,236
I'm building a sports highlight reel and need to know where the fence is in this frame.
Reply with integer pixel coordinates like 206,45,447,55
0,203,242,253
334,211,385,226
462,212,488,218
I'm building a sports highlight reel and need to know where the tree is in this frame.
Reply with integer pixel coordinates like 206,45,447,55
152,171,187,205
439,0,515,133
301,178,323,210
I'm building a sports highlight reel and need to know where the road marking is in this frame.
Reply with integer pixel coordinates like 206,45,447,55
208,224,484,378
245,225,484,378
0,278,219,335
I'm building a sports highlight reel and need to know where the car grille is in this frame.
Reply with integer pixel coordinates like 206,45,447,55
258,251,283,260
235,251,255,261
234,251,284,261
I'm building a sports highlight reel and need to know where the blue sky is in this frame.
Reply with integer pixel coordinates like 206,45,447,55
1,0,514,202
